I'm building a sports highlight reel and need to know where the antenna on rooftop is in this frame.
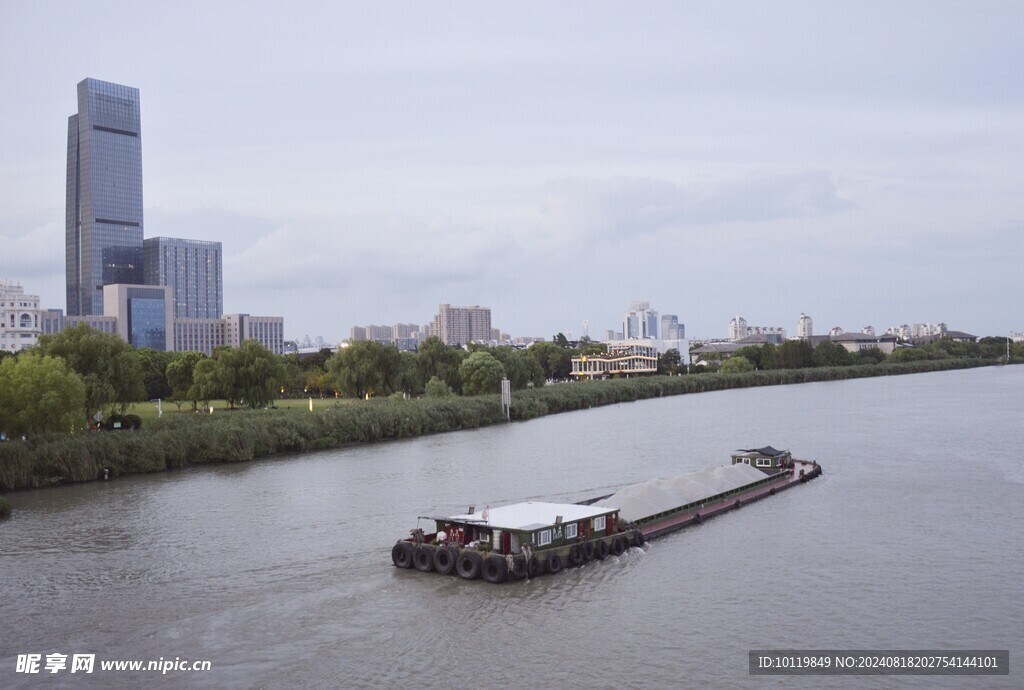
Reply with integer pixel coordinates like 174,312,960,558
583,319,589,338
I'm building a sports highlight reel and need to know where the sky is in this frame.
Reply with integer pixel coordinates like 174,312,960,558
1,1,1021,342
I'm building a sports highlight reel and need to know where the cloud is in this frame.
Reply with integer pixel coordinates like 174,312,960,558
537,172,853,244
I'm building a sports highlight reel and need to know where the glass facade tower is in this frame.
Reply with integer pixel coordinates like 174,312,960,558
66,79,144,316
144,237,224,319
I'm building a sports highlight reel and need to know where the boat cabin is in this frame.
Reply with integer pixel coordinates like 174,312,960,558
433,501,620,555
731,446,792,473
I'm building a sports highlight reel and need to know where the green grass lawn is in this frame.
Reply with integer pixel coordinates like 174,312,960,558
127,397,352,421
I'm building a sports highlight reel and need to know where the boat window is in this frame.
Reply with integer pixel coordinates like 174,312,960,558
477,531,490,544
536,529,552,546
565,523,578,540
756,457,772,467
593,516,606,532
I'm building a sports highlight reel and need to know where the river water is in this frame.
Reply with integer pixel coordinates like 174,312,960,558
1,367,1021,688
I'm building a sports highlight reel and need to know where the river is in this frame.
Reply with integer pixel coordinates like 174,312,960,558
1,366,1021,688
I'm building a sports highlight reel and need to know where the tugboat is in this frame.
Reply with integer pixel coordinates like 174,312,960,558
392,447,821,583
391,501,644,583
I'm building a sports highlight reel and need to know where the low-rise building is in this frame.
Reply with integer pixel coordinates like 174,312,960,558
571,343,658,379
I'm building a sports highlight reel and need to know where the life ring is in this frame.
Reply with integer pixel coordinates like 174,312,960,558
456,551,482,579
391,542,414,569
481,554,509,583
413,545,436,572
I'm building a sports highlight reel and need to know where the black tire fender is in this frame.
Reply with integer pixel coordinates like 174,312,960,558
569,544,583,566
596,540,609,560
481,555,509,583
546,553,563,574
413,544,435,572
456,551,483,580
433,546,458,575
392,542,414,569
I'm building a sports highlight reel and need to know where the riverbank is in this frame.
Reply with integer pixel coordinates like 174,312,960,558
0,358,1003,494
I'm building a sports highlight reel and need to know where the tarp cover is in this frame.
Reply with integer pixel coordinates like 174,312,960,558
594,463,768,522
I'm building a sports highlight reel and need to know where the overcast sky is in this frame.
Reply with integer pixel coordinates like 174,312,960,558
1,1,1021,342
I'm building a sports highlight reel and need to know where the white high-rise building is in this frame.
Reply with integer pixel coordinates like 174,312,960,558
1,281,42,352
797,313,813,338
728,315,747,341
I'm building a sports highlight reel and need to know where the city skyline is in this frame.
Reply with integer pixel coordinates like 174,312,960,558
2,2,1021,342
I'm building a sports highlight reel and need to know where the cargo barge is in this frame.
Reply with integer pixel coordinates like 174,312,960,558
391,446,821,583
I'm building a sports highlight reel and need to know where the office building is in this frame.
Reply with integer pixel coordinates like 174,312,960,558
661,314,685,340
66,79,144,316
102,284,173,351
623,301,658,339
223,314,285,355
143,237,223,319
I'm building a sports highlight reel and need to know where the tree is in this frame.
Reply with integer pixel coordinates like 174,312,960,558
732,345,765,369
37,324,146,421
0,353,86,436
553,333,570,348
851,347,887,365
778,339,815,369
137,347,174,400
490,347,545,390
233,340,287,408
527,341,572,380
424,375,454,398
415,337,464,394
813,340,852,367
327,340,401,398
189,357,221,409
658,348,682,375
459,351,506,395
721,355,755,373
167,351,207,410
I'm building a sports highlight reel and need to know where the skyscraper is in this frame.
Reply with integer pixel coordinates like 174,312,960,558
66,78,144,316
143,237,223,319
623,301,658,339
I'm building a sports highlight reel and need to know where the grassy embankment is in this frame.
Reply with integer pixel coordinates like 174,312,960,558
0,357,1000,495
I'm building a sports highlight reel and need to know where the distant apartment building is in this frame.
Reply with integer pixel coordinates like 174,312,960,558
624,301,658,339
430,304,492,346
0,281,42,352
797,313,813,338
829,326,844,336
143,237,223,319
728,316,747,341
862,325,875,336
912,322,948,338
1011,331,1024,343
729,316,785,342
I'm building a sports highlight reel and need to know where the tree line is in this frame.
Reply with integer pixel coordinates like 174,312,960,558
1,325,1019,439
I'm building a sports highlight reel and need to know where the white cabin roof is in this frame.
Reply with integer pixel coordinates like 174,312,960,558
445,501,615,532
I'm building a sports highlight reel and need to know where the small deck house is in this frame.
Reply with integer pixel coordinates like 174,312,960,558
435,501,619,555
731,446,792,473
